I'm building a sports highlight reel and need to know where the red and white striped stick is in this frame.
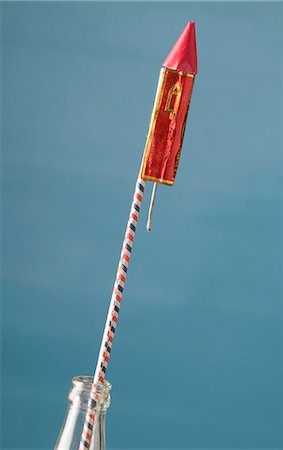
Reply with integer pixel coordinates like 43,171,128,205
79,176,146,450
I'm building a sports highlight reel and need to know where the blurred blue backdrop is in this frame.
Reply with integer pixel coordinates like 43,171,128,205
2,2,283,449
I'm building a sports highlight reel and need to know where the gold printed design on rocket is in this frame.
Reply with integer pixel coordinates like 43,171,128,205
165,82,182,120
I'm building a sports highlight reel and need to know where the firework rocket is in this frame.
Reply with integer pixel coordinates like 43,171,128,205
141,21,197,186
78,21,198,450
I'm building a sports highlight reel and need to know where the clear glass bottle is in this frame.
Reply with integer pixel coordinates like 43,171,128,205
55,376,111,450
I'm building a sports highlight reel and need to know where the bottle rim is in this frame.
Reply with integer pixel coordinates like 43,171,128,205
72,375,112,393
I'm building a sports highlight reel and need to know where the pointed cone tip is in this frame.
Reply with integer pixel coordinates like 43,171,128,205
163,21,198,74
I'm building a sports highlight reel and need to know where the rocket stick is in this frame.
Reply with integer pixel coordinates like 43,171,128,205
78,177,146,450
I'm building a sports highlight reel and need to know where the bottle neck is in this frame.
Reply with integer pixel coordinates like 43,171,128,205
55,376,111,450
70,376,111,411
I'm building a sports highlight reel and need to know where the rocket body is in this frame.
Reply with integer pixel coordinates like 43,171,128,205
141,67,194,185
140,21,197,186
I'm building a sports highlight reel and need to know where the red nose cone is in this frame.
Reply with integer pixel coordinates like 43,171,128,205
163,21,198,74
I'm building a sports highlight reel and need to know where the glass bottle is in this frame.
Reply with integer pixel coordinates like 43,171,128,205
55,376,111,450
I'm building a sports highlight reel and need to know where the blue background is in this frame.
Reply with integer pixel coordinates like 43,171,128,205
2,2,283,449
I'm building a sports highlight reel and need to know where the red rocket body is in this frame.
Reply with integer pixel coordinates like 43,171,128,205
141,22,197,186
